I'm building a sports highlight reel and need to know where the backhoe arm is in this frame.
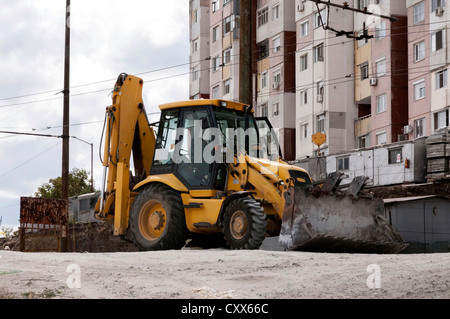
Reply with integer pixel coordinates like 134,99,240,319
95,74,155,235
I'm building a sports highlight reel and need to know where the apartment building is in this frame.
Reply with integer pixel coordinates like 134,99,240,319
354,0,409,148
406,0,449,139
255,0,297,160
189,0,211,100
295,0,356,159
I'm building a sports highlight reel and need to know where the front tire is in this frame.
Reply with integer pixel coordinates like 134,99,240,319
129,184,188,251
223,197,267,250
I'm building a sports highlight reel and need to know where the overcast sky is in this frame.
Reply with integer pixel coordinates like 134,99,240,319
0,0,190,228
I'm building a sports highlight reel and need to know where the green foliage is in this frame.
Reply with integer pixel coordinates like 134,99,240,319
34,168,94,199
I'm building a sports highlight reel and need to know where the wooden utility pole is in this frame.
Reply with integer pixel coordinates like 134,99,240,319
239,0,253,105
61,0,71,201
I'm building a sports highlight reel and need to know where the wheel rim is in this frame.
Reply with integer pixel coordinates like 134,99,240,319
229,210,248,240
138,199,166,241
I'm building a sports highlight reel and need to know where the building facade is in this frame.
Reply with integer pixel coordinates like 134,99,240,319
189,0,450,162
406,0,449,139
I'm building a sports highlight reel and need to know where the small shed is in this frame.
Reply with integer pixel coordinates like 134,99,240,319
384,195,450,253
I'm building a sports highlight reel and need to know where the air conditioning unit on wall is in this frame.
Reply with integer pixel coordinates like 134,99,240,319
369,78,378,86
297,3,305,12
403,125,413,134
435,7,444,16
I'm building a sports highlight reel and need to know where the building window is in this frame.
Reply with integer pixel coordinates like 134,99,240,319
258,7,269,27
313,43,324,62
314,9,327,29
212,0,220,13
431,30,445,52
272,4,279,20
388,148,403,164
337,157,350,171
212,56,220,72
273,36,281,53
357,28,369,47
432,0,446,11
301,123,309,140
317,81,324,96
223,79,231,95
414,41,425,62
192,39,198,53
260,102,268,117
192,66,199,81
223,47,232,64
376,58,386,77
375,21,386,40
414,80,426,100
300,20,309,38
434,109,449,130
223,16,232,35
357,0,369,9
212,26,219,42
376,131,387,145
273,102,280,116
357,134,369,148
301,90,308,105
360,62,369,80
273,70,281,86
436,69,448,89
317,114,326,133
212,85,220,99
376,94,386,114
415,118,425,138
300,54,308,71
261,71,268,89
413,1,425,24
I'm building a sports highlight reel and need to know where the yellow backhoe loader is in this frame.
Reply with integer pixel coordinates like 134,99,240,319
94,73,407,253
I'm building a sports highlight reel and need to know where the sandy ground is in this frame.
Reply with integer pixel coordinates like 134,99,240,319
1,248,449,300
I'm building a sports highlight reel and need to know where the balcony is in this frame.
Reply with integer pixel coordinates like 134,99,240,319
355,114,372,137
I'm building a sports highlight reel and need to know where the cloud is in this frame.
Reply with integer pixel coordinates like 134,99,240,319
0,0,190,227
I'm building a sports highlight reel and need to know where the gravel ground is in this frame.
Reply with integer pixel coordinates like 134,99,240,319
1,248,449,300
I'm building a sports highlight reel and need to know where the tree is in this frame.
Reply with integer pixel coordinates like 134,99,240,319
35,168,94,199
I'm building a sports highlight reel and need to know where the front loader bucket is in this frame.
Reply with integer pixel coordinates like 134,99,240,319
280,173,407,254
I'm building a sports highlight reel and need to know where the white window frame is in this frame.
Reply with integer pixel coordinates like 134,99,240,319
273,36,281,53
212,85,220,99
434,109,449,130
300,54,308,71
313,43,324,62
300,20,309,38
272,3,280,20
212,25,220,42
375,21,386,40
317,113,326,133
300,122,309,140
414,79,426,100
414,118,425,138
413,1,425,24
258,7,269,27
212,0,220,13
223,79,231,95
301,90,308,105
314,8,327,29
414,41,425,62
376,131,387,145
375,57,386,77
223,47,232,65
376,94,386,114
261,71,268,89
212,56,220,72
435,69,448,89
431,30,445,52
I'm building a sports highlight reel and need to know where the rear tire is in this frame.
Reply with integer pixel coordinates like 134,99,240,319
129,184,188,251
223,197,267,250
